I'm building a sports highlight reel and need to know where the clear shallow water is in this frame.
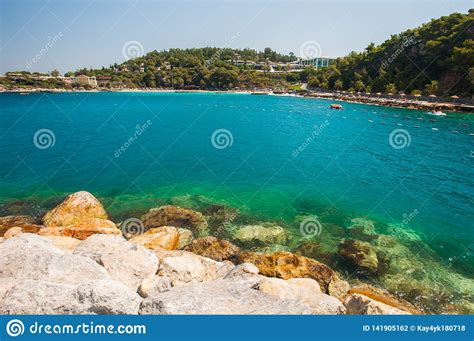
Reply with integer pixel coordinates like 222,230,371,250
1,92,473,313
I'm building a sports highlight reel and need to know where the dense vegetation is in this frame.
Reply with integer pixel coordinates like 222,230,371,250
2,11,472,98
305,10,474,97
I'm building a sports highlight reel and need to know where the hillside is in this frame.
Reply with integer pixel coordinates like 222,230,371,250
305,10,474,97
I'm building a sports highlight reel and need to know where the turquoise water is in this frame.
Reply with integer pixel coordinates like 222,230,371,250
1,92,473,313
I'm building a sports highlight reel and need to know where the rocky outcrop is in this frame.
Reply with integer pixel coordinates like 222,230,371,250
39,191,120,240
142,205,208,235
139,278,314,314
233,224,288,245
129,226,179,250
1,279,141,314
238,251,348,298
177,228,193,249
348,283,421,314
257,277,346,314
0,215,42,237
345,293,410,315
338,239,379,274
0,233,109,284
74,234,159,291
184,236,241,261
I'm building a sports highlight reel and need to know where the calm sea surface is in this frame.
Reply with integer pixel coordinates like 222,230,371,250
1,92,472,312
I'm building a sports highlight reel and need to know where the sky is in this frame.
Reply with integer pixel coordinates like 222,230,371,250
0,0,472,74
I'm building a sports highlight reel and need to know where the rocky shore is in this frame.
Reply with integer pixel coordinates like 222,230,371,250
304,91,473,113
0,191,421,315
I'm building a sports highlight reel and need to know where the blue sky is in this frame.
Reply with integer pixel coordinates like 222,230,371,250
0,0,471,74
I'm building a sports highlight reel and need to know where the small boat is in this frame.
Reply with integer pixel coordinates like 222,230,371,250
427,110,446,116
330,104,343,110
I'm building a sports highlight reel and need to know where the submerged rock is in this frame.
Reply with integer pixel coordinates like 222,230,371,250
345,293,410,315
233,224,288,245
184,236,241,262
139,278,314,315
176,228,193,249
347,217,376,235
0,215,42,237
74,234,159,291
142,205,208,235
129,226,179,250
238,251,348,297
1,279,141,315
39,191,120,240
338,239,379,274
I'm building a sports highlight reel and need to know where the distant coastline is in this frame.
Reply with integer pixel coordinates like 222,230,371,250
2,87,472,114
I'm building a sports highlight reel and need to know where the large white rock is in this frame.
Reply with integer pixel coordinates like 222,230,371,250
0,234,109,284
256,277,346,314
74,234,159,291
345,293,411,315
139,278,313,315
0,279,141,315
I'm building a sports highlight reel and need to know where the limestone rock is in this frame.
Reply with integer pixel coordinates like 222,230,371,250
40,191,119,240
176,228,193,249
339,239,379,274
42,236,81,253
349,283,421,314
224,263,259,279
74,234,159,291
3,226,23,239
0,279,141,315
157,250,234,288
184,236,241,261
142,205,208,235
43,191,109,226
238,251,345,295
129,226,179,250
257,277,346,314
345,293,410,315
0,234,109,284
0,215,42,237
139,278,314,314
233,224,288,245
